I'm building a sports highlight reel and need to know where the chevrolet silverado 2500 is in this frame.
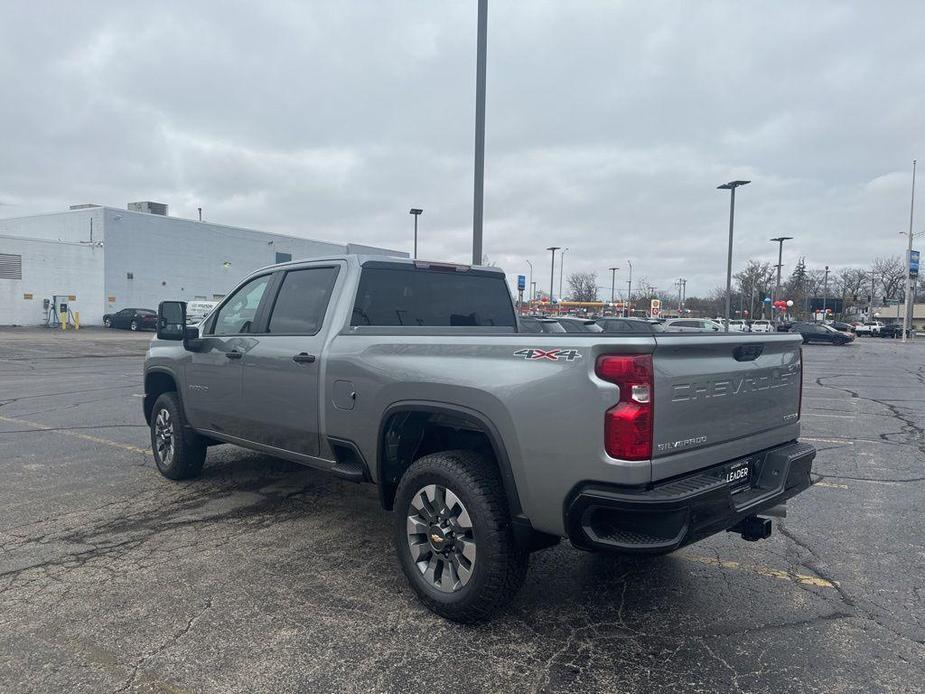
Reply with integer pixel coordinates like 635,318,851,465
144,255,815,622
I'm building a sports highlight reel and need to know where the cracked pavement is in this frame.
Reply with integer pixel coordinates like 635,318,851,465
0,327,922,693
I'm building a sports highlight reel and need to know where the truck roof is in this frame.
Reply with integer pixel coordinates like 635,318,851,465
251,254,506,276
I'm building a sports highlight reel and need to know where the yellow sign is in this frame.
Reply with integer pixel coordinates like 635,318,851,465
108,296,116,303
23,293,33,300
68,295,77,301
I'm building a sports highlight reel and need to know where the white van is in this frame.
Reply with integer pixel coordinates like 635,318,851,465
186,300,218,325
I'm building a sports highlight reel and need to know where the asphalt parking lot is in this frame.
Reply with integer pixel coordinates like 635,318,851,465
1,327,923,693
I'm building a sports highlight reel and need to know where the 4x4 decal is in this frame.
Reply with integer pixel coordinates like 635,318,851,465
513,348,582,362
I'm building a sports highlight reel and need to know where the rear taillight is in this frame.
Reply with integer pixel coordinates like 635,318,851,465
595,354,654,460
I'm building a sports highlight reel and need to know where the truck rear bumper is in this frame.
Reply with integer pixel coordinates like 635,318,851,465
565,441,815,554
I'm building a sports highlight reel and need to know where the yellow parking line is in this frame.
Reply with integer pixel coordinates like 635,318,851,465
0,415,149,455
814,481,849,489
681,554,837,589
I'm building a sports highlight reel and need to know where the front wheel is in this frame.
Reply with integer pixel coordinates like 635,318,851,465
150,392,206,480
393,450,528,623
130,320,138,331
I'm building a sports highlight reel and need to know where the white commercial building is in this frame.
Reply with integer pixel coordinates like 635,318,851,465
0,203,405,326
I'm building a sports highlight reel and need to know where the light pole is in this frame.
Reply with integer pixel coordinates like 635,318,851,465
718,180,751,331
608,266,619,307
822,265,830,319
525,259,534,301
902,159,918,343
625,260,633,317
471,0,488,266
559,248,569,303
900,228,923,341
680,278,687,312
409,208,423,259
530,281,537,303
546,246,560,312
770,236,793,319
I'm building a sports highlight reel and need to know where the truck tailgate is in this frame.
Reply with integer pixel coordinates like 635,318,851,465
650,333,802,481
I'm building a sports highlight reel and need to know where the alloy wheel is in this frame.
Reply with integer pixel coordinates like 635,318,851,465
406,484,477,593
154,409,175,465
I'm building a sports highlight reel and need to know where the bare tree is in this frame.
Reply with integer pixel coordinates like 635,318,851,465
566,272,599,302
870,256,906,303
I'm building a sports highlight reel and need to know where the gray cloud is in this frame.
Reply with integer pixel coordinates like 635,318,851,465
1,1,923,297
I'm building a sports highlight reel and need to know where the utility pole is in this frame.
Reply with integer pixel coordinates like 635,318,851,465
608,267,619,308
770,236,793,322
471,0,488,266
546,246,560,312
822,265,830,319
559,248,569,303
675,279,683,314
625,260,633,317
531,281,537,303
903,159,917,343
409,208,423,259
525,259,534,301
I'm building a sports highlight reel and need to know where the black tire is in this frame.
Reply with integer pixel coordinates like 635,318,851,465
103,317,112,328
393,449,528,623
130,320,138,331
150,392,206,480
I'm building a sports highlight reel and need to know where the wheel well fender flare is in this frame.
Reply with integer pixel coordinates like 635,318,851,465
377,401,523,519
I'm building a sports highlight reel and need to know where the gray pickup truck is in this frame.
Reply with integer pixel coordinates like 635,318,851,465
144,255,815,622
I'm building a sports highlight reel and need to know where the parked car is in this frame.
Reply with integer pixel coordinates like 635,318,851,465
788,322,854,345
829,321,854,334
727,319,749,332
146,255,815,622
185,300,218,325
554,316,604,333
596,317,664,334
518,316,566,333
103,308,157,331
854,321,884,336
664,318,723,332
749,320,773,333
878,324,916,339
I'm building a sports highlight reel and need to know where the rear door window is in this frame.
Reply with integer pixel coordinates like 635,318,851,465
352,267,515,327
267,266,339,335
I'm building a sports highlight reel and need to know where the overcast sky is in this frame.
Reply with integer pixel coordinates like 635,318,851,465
1,1,923,297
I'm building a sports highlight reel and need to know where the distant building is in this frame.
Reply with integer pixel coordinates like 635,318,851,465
0,202,405,325
876,302,925,331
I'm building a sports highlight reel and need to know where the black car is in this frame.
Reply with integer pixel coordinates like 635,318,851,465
788,321,854,345
518,316,566,334
596,317,664,334
103,308,157,331
878,324,915,338
555,317,604,333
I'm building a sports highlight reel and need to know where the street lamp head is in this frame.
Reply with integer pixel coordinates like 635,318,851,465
546,246,561,252
769,236,793,242
409,208,423,215
718,180,751,190
608,266,619,271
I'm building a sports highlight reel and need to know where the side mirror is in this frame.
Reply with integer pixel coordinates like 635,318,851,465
157,301,187,341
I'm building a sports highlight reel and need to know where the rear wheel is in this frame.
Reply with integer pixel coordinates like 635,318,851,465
393,450,528,623
150,392,206,480
103,317,112,328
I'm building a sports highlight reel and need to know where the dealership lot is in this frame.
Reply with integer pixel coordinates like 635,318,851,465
0,328,922,693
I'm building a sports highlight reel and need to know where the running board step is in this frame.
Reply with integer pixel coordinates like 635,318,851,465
330,459,365,482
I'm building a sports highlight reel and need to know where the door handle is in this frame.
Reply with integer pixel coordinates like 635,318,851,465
225,350,243,360
292,352,316,364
